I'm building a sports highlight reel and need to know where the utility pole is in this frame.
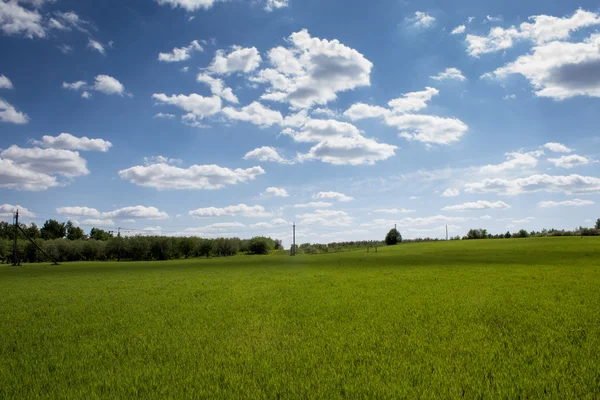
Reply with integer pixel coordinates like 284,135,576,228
290,223,296,256
12,209,19,266
446,225,448,241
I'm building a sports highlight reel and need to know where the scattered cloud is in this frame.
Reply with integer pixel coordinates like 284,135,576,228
209,46,262,75
158,40,203,62
479,151,540,174
0,99,29,124
154,112,176,119
431,68,466,81
313,191,353,202
143,155,182,165
119,162,265,190
57,205,168,219
408,11,436,29
543,142,572,153
503,94,517,100
32,133,112,152
297,135,397,166
0,0,45,38
189,204,272,218
297,209,354,226
196,73,238,103
547,155,589,169
0,74,13,89
441,188,460,197
62,80,87,91
0,204,35,218
465,174,600,195
152,93,222,119
442,200,512,211
264,186,289,197
264,0,288,11
243,146,293,164
373,208,416,214
222,102,282,126
155,0,220,12
293,202,332,208
538,199,594,208
87,39,105,55
92,75,125,95
451,25,466,35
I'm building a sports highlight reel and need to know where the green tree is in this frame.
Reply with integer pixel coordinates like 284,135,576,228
385,228,402,245
518,229,529,238
247,237,273,255
40,219,66,240
89,228,114,241
505,231,512,239
66,221,87,241
596,218,600,230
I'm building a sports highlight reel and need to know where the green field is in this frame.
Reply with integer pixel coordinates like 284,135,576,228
1,237,600,398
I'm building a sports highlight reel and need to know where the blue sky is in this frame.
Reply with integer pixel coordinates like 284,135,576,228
1,0,599,245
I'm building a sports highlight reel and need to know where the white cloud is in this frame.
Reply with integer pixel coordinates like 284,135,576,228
32,133,112,152
548,154,589,169
503,94,517,100
154,112,175,119
264,0,288,11
0,74,13,89
0,158,57,191
50,11,89,33
92,75,125,96
0,99,29,124
56,206,102,218
388,87,439,113
1,145,88,178
441,188,460,197
313,191,353,202
253,29,372,109
431,68,466,81
189,204,272,218
363,215,464,229
0,0,45,38
539,199,594,208
312,107,339,118
119,162,265,190
143,155,182,165
209,46,262,75
451,25,466,35
62,80,87,91
152,93,222,119
479,151,539,174
466,9,600,57
196,73,238,103
222,102,282,126
81,92,91,99
297,135,397,165
243,146,293,164
57,205,169,220
343,103,389,121
80,219,115,227
387,114,468,145
0,204,35,218
297,209,353,226
543,142,572,153
282,119,361,143
159,40,203,62
155,0,219,11
264,187,289,197
409,11,435,28
373,208,416,214
87,39,105,55
293,202,332,208
442,200,512,211
465,174,600,195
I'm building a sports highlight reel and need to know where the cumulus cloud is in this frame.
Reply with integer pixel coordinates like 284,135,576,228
0,99,29,124
539,199,594,208
57,205,168,220
252,29,372,109
479,151,540,174
159,40,203,62
543,142,572,153
388,87,439,113
313,191,353,202
465,174,600,195
431,68,466,81
154,112,175,119
119,162,265,190
0,0,45,38
87,39,105,55
0,204,35,218
441,188,460,197
32,133,112,152
297,209,354,226
264,0,288,11
373,208,416,214
155,0,220,11
80,219,115,227
442,200,512,211
297,135,397,165
0,157,58,191
222,102,283,126
0,74,13,89
196,73,238,103
243,146,293,164
547,155,589,169
209,46,262,75
189,204,272,218
264,187,289,197
152,93,222,119
451,25,466,35
466,9,600,57
343,103,389,120
143,155,182,165
1,145,88,178
293,202,332,208
92,75,126,95
282,119,361,143
408,11,435,28
62,80,87,91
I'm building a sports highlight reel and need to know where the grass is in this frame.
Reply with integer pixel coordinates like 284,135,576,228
1,237,600,398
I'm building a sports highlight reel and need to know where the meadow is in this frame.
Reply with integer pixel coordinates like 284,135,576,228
1,237,599,398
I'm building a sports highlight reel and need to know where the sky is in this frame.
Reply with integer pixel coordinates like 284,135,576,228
1,0,599,246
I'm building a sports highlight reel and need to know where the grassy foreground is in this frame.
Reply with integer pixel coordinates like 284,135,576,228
1,237,599,398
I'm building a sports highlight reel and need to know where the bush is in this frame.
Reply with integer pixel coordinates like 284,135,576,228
247,237,274,255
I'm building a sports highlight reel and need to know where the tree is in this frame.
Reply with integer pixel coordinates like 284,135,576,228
89,228,113,241
247,237,273,255
504,231,512,239
596,219,600,230
40,219,66,240
23,223,40,239
518,229,529,238
66,221,87,241
385,228,402,245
